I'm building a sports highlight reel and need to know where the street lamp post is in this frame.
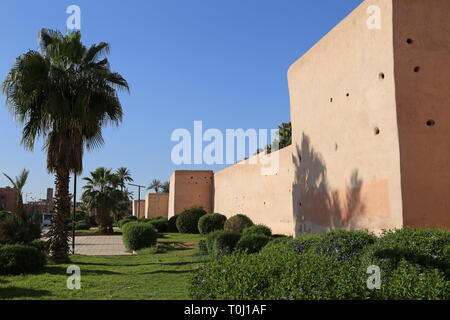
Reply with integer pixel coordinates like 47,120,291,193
129,183,145,218
72,173,77,255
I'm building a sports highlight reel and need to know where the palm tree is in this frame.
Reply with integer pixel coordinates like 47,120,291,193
161,181,170,193
82,167,116,233
148,179,162,193
2,169,29,219
2,29,129,262
116,167,133,192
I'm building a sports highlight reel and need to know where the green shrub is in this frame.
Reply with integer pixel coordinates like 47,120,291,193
86,215,97,227
190,235,368,300
149,217,169,233
310,230,377,260
206,230,241,257
0,211,11,221
370,228,449,272
198,213,227,234
0,244,47,275
29,239,48,254
75,221,89,230
168,215,179,232
224,214,253,233
0,215,41,245
242,224,272,237
122,222,157,251
176,207,207,234
198,239,208,255
190,229,450,300
74,211,86,222
236,234,271,254
118,216,136,229
359,228,450,299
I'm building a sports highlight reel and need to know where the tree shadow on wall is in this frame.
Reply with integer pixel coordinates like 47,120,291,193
292,133,366,235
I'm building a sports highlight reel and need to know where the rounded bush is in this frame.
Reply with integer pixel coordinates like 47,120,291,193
206,230,241,256
224,214,253,233
236,234,271,254
122,222,157,251
198,213,227,234
242,224,272,237
74,211,86,222
0,244,46,275
168,215,179,232
0,215,41,245
176,207,207,234
118,216,136,229
75,221,89,230
149,217,169,233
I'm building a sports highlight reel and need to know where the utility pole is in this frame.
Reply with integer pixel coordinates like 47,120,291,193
129,183,145,218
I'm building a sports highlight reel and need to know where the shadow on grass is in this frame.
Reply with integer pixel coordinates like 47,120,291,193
141,269,194,275
157,241,194,251
158,261,205,266
0,287,52,299
73,260,206,268
43,266,122,275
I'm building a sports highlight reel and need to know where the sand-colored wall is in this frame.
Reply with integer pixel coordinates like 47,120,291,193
288,0,403,235
393,0,450,229
214,146,294,235
167,0,450,234
132,200,145,219
145,193,169,219
168,170,214,217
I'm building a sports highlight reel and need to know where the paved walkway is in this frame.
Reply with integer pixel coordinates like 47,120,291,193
69,235,131,256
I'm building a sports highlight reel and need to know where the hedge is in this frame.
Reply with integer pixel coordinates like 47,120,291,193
242,224,272,237
0,244,47,275
224,214,253,233
198,213,227,234
190,229,450,300
122,222,157,251
176,207,207,234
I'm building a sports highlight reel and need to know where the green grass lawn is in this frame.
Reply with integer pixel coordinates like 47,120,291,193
0,233,208,300
74,228,122,235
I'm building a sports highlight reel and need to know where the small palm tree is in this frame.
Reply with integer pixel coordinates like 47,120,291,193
161,181,170,193
2,29,129,262
2,169,29,219
116,167,133,192
148,179,162,193
82,168,116,233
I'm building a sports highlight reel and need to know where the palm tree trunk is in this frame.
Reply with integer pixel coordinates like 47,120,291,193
16,193,25,220
96,207,113,234
48,168,71,263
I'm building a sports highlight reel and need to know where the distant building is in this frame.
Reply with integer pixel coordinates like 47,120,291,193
0,187,18,212
24,188,55,215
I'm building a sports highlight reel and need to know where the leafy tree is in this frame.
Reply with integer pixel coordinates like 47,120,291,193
2,29,129,262
277,122,292,149
254,121,292,156
2,169,29,219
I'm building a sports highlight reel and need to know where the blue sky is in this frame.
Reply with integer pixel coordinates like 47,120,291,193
0,0,363,201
